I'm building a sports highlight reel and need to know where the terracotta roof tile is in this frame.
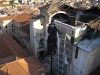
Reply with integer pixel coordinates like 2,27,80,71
0,15,16,21
17,56,45,68
0,13,33,24
8,62,28,75
0,56,48,75
0,37,14,58
22,8,39,15
14,13,33,23
4,36,29,59
0,36,29,64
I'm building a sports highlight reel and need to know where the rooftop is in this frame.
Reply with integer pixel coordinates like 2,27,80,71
0,56,48,75
14,13,33,23
0,15,16,21
77,38,100,52
0,13,33,24
0,35,29,59
0,36,14,58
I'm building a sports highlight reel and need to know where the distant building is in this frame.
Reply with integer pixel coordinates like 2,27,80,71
0,15,15,35
0,13,34,55
0,0,10,4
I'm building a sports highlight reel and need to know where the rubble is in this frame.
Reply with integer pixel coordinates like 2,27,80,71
41,56,51,70
61,0,100,10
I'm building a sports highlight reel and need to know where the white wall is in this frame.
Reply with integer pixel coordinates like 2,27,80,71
30,16,45,57
69,45,100,75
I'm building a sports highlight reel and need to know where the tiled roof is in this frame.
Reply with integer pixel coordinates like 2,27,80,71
0,37,14,58
0,56,48,75
4,36,29,59
0,13,33,23
14,13,33,23
22,8,40,15
0,35,29,60
0,15,16,21
0,0,6,2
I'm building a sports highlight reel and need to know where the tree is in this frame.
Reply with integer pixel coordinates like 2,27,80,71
10,0,18,6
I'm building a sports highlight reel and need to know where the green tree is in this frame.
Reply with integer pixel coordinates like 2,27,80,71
10,0,18,6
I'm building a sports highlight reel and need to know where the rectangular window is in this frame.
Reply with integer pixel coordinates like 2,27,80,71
18,27,20,31
75,47,79,59
5,25,8,28
0,25,2,29
11,24,14,27
12,29,13,32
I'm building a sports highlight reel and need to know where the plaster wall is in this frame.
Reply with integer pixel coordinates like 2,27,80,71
69,45,100,75
30,17,45,57
0,20,13,35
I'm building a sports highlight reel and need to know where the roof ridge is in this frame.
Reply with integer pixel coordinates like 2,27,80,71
17,60,45,69
0,63,7,70
16,60,45,75
16,61,30,75
6,63,9,74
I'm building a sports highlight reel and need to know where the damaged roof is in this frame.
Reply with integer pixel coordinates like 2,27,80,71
63,0,100,10
0,56,48,75
22,8,40,16
38,4,51,11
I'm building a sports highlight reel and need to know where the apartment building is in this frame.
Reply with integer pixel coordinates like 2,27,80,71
0,15,15,35
0,13,34,55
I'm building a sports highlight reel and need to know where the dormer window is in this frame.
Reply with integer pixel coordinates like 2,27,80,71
5,25,8,28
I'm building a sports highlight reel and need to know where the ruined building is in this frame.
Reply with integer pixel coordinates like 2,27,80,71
30,2,100,75
1,1,100,75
